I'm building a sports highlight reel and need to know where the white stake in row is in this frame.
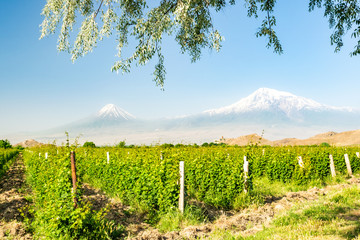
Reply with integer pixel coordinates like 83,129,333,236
179,161,184,213
298,156,304,168
244,156,249,193
344,154,352,176
329,153,354,177
329,154,336,177
39,152,48,159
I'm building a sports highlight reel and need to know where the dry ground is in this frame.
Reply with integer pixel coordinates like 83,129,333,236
0,155,32,239
83,177,360,240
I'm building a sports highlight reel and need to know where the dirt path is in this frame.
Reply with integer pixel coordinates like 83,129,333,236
82,183,153,238
0,154,32,239
83,177,360,240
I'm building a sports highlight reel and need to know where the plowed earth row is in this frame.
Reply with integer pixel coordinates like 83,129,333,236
0,155,31,239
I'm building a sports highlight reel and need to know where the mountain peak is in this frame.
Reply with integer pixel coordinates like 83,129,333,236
97,104,136,120
252,88,294,97
204,88,352,116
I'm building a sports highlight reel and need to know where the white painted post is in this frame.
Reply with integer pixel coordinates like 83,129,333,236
45,152,48,159
39,153,41,157
329,154,336,177
57,150,59,155
298,156,304,168
262,149,265,156
160,152,163,160
244,156,249,193
107,152,110,164
179,161,184,213
356,152,360,158
344,154,353,176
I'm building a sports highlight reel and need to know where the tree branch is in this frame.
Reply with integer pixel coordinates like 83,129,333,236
267,10,271,34
94,0,104,19
163,0,178,16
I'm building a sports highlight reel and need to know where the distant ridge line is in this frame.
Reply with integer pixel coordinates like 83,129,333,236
221,129,360,146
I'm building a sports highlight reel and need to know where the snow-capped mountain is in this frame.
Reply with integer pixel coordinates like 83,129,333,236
22,88,360,145
46,104,137,133
173,87,360,128
204,88,353,117
97,104,136,120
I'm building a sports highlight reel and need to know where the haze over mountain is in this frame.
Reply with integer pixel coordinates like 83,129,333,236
5,88,360,145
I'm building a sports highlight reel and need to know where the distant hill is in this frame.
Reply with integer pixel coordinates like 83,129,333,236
14,139,43,148
223,129,360,146
220,134,273,146
274,129,360,146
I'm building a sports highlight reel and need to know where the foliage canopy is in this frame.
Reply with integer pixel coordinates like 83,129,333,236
40,0,360,88
0,139,12,149
83,141,96,147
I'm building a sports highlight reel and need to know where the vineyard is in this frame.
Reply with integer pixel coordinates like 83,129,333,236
0,149,19,178
2,145,360,239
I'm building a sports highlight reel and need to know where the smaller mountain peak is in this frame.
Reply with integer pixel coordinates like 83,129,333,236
97,104,136,120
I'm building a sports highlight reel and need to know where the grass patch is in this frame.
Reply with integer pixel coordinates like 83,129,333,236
157,205,207,232
243,185,360,239
232,175,349,210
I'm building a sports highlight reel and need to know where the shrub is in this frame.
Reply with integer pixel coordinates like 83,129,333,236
0,139,12,149
83,141,96,148
320,142,331,147
161,143,174,148
115,140,126,148
201,142,209,147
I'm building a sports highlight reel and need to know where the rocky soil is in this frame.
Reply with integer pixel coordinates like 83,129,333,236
0,155,32,239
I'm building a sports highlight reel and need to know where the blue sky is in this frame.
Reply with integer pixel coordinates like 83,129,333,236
1,0,360,135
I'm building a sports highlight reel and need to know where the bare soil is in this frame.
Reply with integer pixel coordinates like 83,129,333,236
0,155,32,239
82,183,152,237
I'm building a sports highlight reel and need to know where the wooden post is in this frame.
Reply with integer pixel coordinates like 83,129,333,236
107,152,110,164
329,154,336,177
45,152,48,159
179,161,184,213
298,156,304,168
244,156,249,193
70,151,78,208
344,154,353,176
356,152,360,158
